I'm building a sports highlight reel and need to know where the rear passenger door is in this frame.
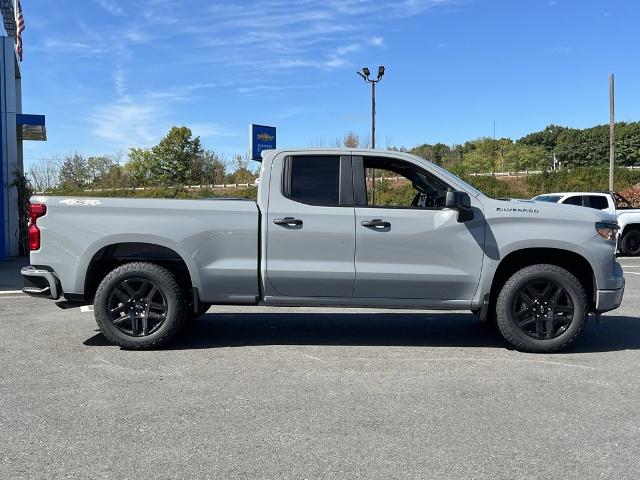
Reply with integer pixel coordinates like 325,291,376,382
265,154,356,298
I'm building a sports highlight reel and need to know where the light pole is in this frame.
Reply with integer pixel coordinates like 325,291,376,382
357,66,385,204
357,66,385,148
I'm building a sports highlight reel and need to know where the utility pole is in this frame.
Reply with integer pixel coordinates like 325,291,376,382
357,66,385,204
609,73,616,192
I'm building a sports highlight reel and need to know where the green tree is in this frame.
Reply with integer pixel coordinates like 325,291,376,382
503,144,549,171
199,150,226,184
150,126,203,185
58,153,88,189
125,148,154,187
410,142,453,166
517,124,568,151
86,155,119,187
616,122,640,166
227,154,255,184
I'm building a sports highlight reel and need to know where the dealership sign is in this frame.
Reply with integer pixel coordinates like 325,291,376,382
249,124,276,161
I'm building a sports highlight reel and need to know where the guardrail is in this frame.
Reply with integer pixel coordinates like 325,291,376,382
74,183,257,193
468,165,640,178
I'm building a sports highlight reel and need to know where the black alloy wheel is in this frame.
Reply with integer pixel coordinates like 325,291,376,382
621,230,640,257
107,277,168,336
496,264,588,353
94,262,186,349
511,279,574,340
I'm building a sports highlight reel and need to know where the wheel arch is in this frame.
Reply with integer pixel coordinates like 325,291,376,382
488,247,596,312
621,222,640,236
82,240,197,301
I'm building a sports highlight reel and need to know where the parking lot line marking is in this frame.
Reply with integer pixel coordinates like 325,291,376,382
80,306,94,312
0,290,23,295
624,271,640,275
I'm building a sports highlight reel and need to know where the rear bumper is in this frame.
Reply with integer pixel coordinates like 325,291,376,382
595,280,625,313
21,266,61,300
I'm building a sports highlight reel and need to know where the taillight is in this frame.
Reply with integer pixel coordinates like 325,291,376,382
28,204,47,251
595,221,619,241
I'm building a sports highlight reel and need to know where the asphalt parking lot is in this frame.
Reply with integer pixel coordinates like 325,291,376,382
1,258,640,479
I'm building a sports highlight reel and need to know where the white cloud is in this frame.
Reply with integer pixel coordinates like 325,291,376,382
90,101,164,147
395,0,456,16
181,0,454,73
189,123,240,139
113,67,126,99
95,0,123,16
39,39,106,56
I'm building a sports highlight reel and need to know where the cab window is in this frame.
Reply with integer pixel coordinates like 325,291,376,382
586,195,609,210
563,195,584,206
361,157,450,209
284,156,341,206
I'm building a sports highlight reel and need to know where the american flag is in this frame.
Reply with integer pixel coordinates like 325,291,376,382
15,0,24,61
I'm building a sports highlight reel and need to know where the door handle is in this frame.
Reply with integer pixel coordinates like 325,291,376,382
361,219,391,228
273,217,303,226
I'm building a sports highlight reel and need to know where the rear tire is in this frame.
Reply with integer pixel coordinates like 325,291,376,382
620,229,640,257
94,262,186,349
496,264,588,353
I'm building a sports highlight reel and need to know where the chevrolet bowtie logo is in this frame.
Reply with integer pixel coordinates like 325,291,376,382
256,132,274,142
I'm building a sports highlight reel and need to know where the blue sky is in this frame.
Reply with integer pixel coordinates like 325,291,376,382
17,0,640,168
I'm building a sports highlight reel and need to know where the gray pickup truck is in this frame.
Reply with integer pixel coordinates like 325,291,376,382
22,149,625,352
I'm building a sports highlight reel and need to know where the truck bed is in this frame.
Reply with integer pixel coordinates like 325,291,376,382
30,196,261,303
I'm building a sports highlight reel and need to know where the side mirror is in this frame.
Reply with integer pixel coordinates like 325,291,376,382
445,190,473,222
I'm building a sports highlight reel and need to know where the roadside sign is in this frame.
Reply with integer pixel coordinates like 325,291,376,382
249,124,276,161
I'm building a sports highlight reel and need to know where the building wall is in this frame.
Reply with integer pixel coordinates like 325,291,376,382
0,35,22,258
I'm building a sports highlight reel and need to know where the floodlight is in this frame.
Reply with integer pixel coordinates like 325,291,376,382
377,66,385,78
362,67,370,77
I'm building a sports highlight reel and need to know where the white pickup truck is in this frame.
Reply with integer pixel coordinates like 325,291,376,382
533,191,640,256
22,149,625,352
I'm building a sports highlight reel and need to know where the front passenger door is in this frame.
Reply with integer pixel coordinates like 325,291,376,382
352,155,485,302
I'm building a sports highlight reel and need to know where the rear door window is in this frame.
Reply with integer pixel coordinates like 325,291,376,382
562,195,584,206
285,156,340,206
586,195,609,210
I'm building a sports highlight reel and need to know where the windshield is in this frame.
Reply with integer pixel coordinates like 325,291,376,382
533,195,562,203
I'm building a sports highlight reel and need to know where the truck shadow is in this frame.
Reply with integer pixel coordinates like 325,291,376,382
84,312,640,353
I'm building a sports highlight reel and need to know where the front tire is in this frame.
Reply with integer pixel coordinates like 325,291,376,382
496,264,588,353
94,262,187,349
620,229,640,257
